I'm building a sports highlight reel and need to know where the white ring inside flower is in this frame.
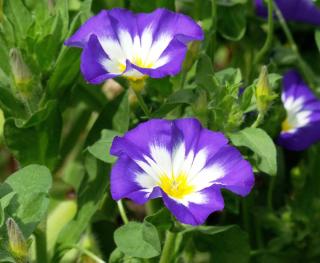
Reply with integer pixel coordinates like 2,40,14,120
282,96,311,133
99,28,172,80
134,142,226,205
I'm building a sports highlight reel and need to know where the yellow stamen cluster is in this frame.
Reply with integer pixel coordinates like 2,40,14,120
282,118,293,132
159,173,194,199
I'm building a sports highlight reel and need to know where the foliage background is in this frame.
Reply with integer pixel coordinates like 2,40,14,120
0,0,320,262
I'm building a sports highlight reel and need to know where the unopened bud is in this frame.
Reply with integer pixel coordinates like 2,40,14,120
6,218,29,261
9,49,32,90
183,41,201,72
255,66,276,114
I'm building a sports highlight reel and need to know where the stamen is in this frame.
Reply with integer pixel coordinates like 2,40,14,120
159,173,194,199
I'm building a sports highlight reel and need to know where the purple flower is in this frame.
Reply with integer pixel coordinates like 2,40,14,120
65,8,203,84
255,0,320,26
278,70,320,151
110,118,254,225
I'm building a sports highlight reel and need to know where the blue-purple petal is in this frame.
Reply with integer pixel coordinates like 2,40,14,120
255,0,320,26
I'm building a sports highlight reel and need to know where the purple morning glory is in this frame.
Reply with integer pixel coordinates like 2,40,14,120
65,8,204,84
278,70,320,151
255,0,320,26
110,118,254,225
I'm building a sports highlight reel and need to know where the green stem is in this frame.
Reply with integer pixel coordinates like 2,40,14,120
133,89,151,118
117,200,129,224
274,2,315,86
34,225,48,263
254,0,274,65
251,113,264,128
159,231,177,263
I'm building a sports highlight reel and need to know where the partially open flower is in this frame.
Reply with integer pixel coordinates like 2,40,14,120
255,0,320,26
278,70,320,151
110,118,254,225
65,8,203,84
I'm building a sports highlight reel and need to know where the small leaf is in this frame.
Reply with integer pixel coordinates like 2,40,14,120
152,89,196,118
4,0,33,40
180,225,250,263
229,127,277,176
113,91,129,133
88,130,121,164
1,165,52,237
218,4,247,41
4,101,62,170
144,208,173,233
114,221,161,259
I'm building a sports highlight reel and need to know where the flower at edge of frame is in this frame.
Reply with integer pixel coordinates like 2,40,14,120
278,70,320,151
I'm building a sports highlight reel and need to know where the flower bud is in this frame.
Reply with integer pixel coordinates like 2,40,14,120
9,48,32,92
6,218,29,261
255,66,276,114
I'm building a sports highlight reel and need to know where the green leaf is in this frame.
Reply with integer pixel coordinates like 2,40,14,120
114,221,161,259
0,86,27,119
4,101,62,170
130,0,175,12
180,225,250,263
0,202,3,227
144,208,173,233
88,129,121,164
152,89,196,118
195,54,214,88
47,48,81,99
218,4,247,41
53,155,108,261
112,91,129,133
4,0,33,40
1,165,52,237
229,127,277,176
85,92,130,146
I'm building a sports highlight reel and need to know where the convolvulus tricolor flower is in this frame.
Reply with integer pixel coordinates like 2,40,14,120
255,0,320,26
110,118,254,225
65,8,203,84
279,70,320,151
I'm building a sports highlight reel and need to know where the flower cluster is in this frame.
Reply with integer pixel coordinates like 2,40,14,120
65,8,203,84
66,7,320,225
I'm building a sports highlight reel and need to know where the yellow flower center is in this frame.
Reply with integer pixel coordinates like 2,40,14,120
159,173,195,199
282,118,293,132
